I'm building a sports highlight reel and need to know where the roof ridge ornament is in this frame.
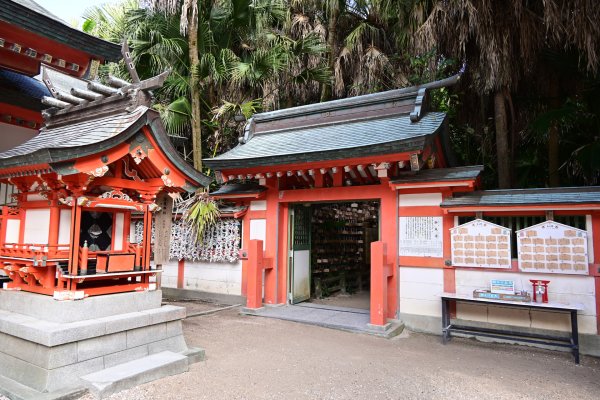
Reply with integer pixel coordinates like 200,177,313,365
409,88,429,122
40,41,171,127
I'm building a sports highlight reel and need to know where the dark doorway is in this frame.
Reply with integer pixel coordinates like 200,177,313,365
289,201,379,310
79,211,113,251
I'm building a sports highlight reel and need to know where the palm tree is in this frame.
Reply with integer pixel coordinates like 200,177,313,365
415,0,600,188
147,0,204,169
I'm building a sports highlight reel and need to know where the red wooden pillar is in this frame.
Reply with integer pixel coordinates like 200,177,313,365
442,206,457,317
380,186,398,318
277,204,290,304
246,239,264,309
68,198,82,278
592,212,600,334
370,241,392,326
142,203,153,270
241,213,250,296
47,200,60,292
177,258,185,289
47,201,59,254
263,179,279,304
0,206,7,247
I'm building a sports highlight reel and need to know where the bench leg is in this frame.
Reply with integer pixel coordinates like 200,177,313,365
442,298,451,344
571,310,580,364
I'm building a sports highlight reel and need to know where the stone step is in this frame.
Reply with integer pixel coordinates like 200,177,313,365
80,351,188,399
0,374,85,400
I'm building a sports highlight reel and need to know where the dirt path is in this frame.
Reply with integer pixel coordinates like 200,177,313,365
82,303,599,400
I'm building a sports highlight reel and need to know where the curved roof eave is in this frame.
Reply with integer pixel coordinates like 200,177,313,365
0,109,211,189
1,0,121,62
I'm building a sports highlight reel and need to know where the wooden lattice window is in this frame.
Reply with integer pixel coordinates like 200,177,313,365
293,206,311,249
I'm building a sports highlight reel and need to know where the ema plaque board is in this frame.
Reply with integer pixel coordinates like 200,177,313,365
450,219,511,269
517,221,588,275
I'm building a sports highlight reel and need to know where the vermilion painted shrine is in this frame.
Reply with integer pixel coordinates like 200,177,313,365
204,74,600,356
0,0,600,397
0,53,209,298
0,2,207,397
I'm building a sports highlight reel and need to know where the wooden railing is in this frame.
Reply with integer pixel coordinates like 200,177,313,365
0,243,70,260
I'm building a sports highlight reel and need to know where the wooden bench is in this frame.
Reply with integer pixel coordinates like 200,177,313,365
440,292,583,363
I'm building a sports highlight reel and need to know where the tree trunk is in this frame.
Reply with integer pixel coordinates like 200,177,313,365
494,90,511,188
188,11,202,171
548,124,560,186
548,77,560,187
320,1,339,102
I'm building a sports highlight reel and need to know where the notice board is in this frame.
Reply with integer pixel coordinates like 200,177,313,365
399,216,443,257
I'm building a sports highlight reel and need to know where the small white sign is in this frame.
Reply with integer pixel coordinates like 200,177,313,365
490,279,515,294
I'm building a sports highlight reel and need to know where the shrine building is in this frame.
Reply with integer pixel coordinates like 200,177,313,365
0,0,121,202
204,75,600,356
0,56,210,298
0,32,209,398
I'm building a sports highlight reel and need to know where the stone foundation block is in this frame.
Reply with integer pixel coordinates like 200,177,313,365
0,290,201,399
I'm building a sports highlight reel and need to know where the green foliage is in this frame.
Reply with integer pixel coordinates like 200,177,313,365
183,191,221,243
83,0,600,189
522,98,600,186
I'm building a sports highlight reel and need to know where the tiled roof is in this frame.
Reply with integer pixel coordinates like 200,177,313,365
211,182,267,196
11,0,64,23
0,106,211,187
391,165,483,184
0,68,50,99
204,75,465,170
1,0,121,62
441,187,600,207
41,65,88,94
0,106,148,160
205,112,446,169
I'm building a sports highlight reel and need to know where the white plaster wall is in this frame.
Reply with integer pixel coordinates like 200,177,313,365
250,219,267,250
23,208,50,244
113,213,124,251
5,219,20,243
586,215,594,263
58,209,71,248
161,260,242,295
399,267,444,317
455,270,597,334
399,193,442,207
250,200,267,211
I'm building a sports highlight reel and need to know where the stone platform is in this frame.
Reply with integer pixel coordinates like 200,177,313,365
242,303,405,339
0,290,203,399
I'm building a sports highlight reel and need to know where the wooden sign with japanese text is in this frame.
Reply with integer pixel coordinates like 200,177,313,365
450,219,511,269
399,216,443,257
517,221,588,274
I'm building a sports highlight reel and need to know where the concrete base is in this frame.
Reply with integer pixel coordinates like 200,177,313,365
240,306,266,315
400,312,600,357
161,287,245,306
242,304,405,338
0,290,204,399
365,320,405,339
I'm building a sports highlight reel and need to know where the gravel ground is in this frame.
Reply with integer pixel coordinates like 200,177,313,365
76,301,600,400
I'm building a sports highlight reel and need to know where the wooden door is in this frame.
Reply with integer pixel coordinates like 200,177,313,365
289,205,311,304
